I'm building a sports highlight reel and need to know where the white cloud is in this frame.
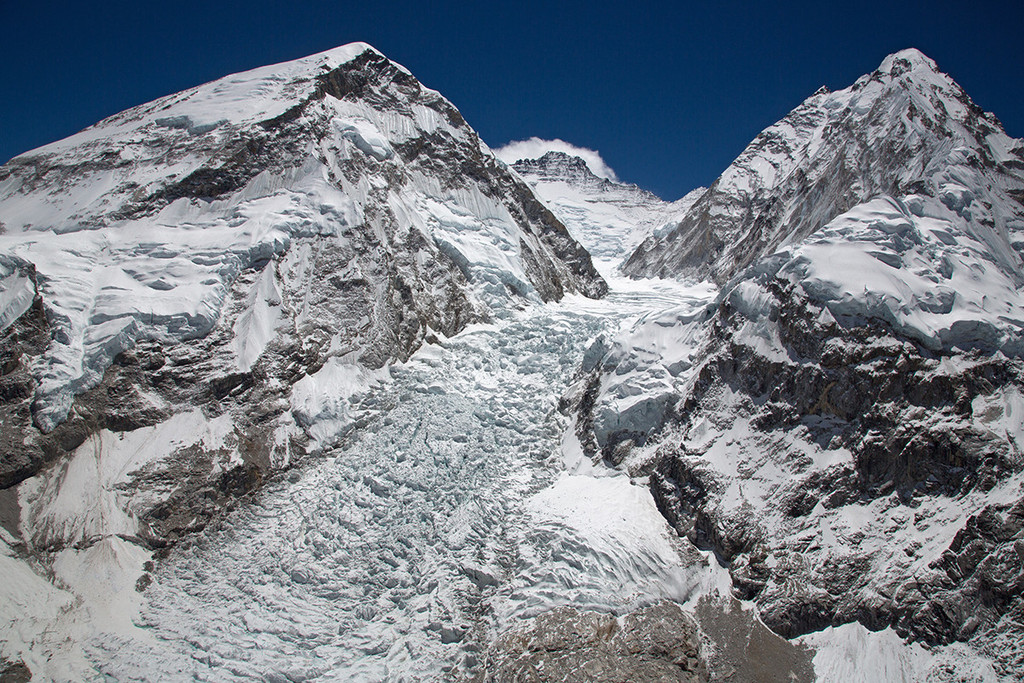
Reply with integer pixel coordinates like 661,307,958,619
492,137,619,182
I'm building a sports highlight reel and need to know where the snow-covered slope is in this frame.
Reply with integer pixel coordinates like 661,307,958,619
0,42,604,484
571,49,1024,678
625,48,1024,284
511,151,704,273
0,43,612,678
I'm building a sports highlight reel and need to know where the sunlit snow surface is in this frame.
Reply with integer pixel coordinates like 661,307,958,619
77,279,714,681
798,623,1002,683
4,276,1011,682
0,42,586,432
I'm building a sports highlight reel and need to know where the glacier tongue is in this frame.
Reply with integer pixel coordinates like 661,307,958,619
39,281,714,681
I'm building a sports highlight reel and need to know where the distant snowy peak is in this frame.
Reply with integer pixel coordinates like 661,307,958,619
624,47,1024,283
511,151,704,271
493,137,619,181
513,151,661,202
514,151,604,183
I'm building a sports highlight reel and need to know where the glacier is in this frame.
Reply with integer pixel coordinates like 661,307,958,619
1,42,1023,683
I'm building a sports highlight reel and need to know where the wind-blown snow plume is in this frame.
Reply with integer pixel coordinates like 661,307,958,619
493,137,620,182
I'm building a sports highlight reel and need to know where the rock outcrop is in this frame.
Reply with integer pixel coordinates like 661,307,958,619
572,49,1024,677
479,602,706,683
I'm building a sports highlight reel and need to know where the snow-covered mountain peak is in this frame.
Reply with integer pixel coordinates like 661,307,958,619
513,151,661,201
315,41,381,61
0,42,604,437
492,137,621,181
511,151,704,273
513,151,599,182
20,42,387,164
878,46,938,73
787,48,957,128
624,48,1024,284
853,47,992,127
570,48,1024,678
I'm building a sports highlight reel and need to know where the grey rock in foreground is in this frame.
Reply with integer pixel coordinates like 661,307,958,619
478,597,815,683
478,601,706,682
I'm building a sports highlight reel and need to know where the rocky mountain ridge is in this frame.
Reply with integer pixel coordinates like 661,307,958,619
511,151,705,271
0,42,605,485
569,49,1024,678
624,48,1024,285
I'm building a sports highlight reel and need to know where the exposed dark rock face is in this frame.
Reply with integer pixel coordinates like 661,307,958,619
0,660,31,683
0,289,52,489
571,274,1024,674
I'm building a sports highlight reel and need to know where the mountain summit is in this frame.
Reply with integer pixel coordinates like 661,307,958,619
570,48,1024,678
624,47,1024,284
511,151,705,272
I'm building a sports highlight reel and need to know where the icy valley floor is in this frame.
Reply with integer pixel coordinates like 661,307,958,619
4,276,1007,682
82,278,714,681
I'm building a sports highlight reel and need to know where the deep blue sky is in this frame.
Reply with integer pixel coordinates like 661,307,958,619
2,1,1022,199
